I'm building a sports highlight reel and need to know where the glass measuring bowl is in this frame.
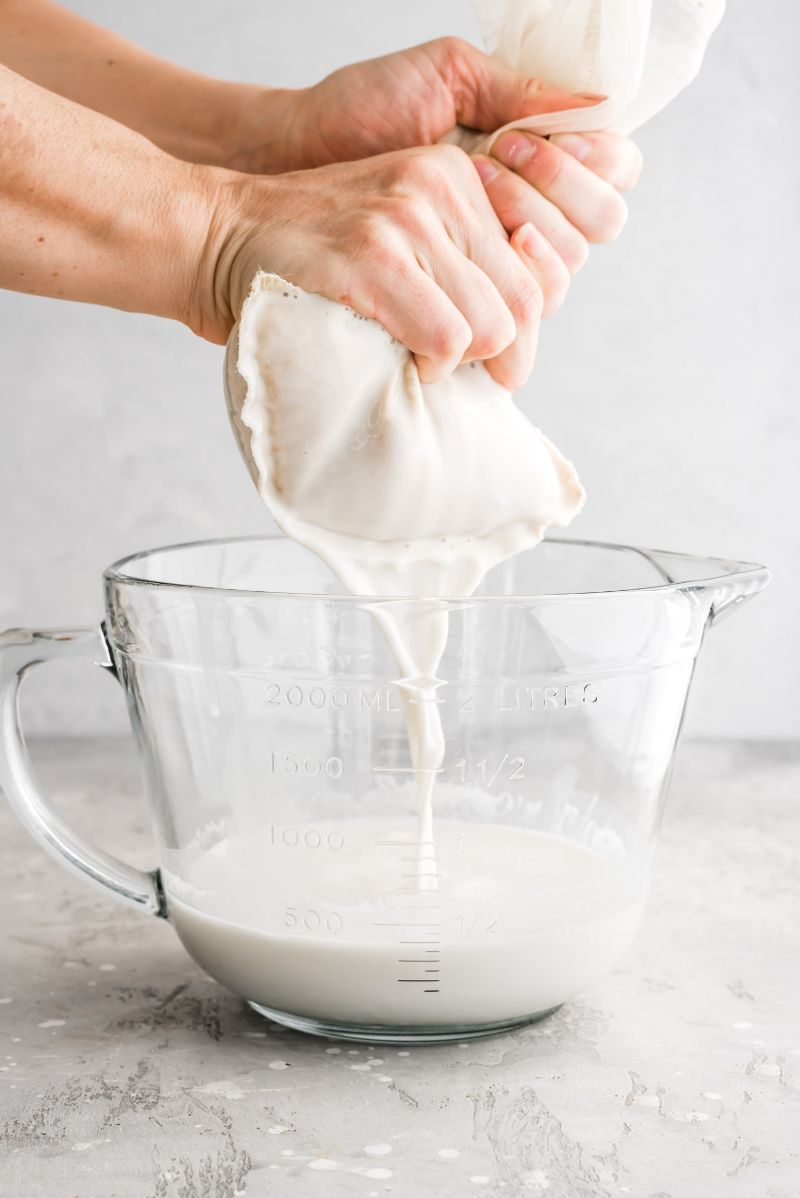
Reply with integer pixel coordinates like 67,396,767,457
0,536,768,1043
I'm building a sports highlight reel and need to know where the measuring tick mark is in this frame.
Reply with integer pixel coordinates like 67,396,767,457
371,767,445,775
424,989,440,994
371,922,441,928
373,840,441,848
398,940,440,945
397,978,436,983
397,959,440,964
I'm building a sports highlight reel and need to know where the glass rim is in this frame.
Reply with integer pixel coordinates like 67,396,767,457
103,534,770,605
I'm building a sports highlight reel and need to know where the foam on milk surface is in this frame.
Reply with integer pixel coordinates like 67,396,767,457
166,818,644,1025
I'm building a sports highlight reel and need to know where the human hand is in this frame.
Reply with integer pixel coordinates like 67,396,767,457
225,38,641,322
256,37,600,173
191,144,543,390
474,130,643,315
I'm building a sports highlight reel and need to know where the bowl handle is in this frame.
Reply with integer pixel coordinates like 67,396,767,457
0,625,166,916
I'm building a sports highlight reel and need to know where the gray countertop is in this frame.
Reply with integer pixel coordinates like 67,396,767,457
1,738,798,1198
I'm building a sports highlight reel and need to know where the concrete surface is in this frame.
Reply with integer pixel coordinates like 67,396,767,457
1,0,798,739
0,737,798,1197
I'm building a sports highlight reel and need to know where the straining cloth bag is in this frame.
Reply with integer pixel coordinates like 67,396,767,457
226,271,584,601
463,0,724,144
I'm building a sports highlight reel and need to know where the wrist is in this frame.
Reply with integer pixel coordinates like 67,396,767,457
123,154,225,334
206,81,311,175
179,165,277,344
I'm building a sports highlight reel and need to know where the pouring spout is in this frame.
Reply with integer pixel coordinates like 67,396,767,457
706,564,771,627
626,547,770,628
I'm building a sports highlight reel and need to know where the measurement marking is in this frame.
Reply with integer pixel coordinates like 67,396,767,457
424,989,440,994
400,855,449,864
371,921,441,928
398,940,440,945
425,968,440,974
397,959,440,964
397,978,437,983
486,753,509,788
373,839,441,848
371,766,445,775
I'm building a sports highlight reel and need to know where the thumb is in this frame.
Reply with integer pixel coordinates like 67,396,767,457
444,40,603,131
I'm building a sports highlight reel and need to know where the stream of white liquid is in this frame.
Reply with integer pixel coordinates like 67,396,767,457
368,602,450,894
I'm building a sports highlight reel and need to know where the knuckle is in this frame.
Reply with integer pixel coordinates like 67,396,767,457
523,77,548,103
507,269,544,326
471,314,515,359
430,314,470,362
438,35,472,62
530,140,566,190
390,145,466,191
561,231,589,275
350,213,398,267
585,191,628,242
388,153,423,188
392,193,432,235
428,142,471,174
354,212,385,249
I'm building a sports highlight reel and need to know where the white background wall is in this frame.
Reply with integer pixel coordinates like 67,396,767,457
1,1,798,739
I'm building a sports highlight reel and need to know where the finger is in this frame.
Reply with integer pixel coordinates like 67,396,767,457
483,258,543,391
368,158,518,369
490,130,628,243
481,259,543,390
382,144,539,387
452,208,543,390
474,154,589,275
359,256,473,382
509,221,570,318
474,158,570,315
418,229,517,365
549,131,643,191
427,37,605,132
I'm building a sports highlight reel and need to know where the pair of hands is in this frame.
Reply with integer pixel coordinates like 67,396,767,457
195,38,642,389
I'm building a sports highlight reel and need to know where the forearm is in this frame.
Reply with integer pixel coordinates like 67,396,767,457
0,0,297,171
0,63,213,325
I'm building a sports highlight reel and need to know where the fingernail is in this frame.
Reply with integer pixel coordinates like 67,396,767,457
516,222,550,261
552,132,592,162
577,92,607,102
493,132,537,169
473,156,499,185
